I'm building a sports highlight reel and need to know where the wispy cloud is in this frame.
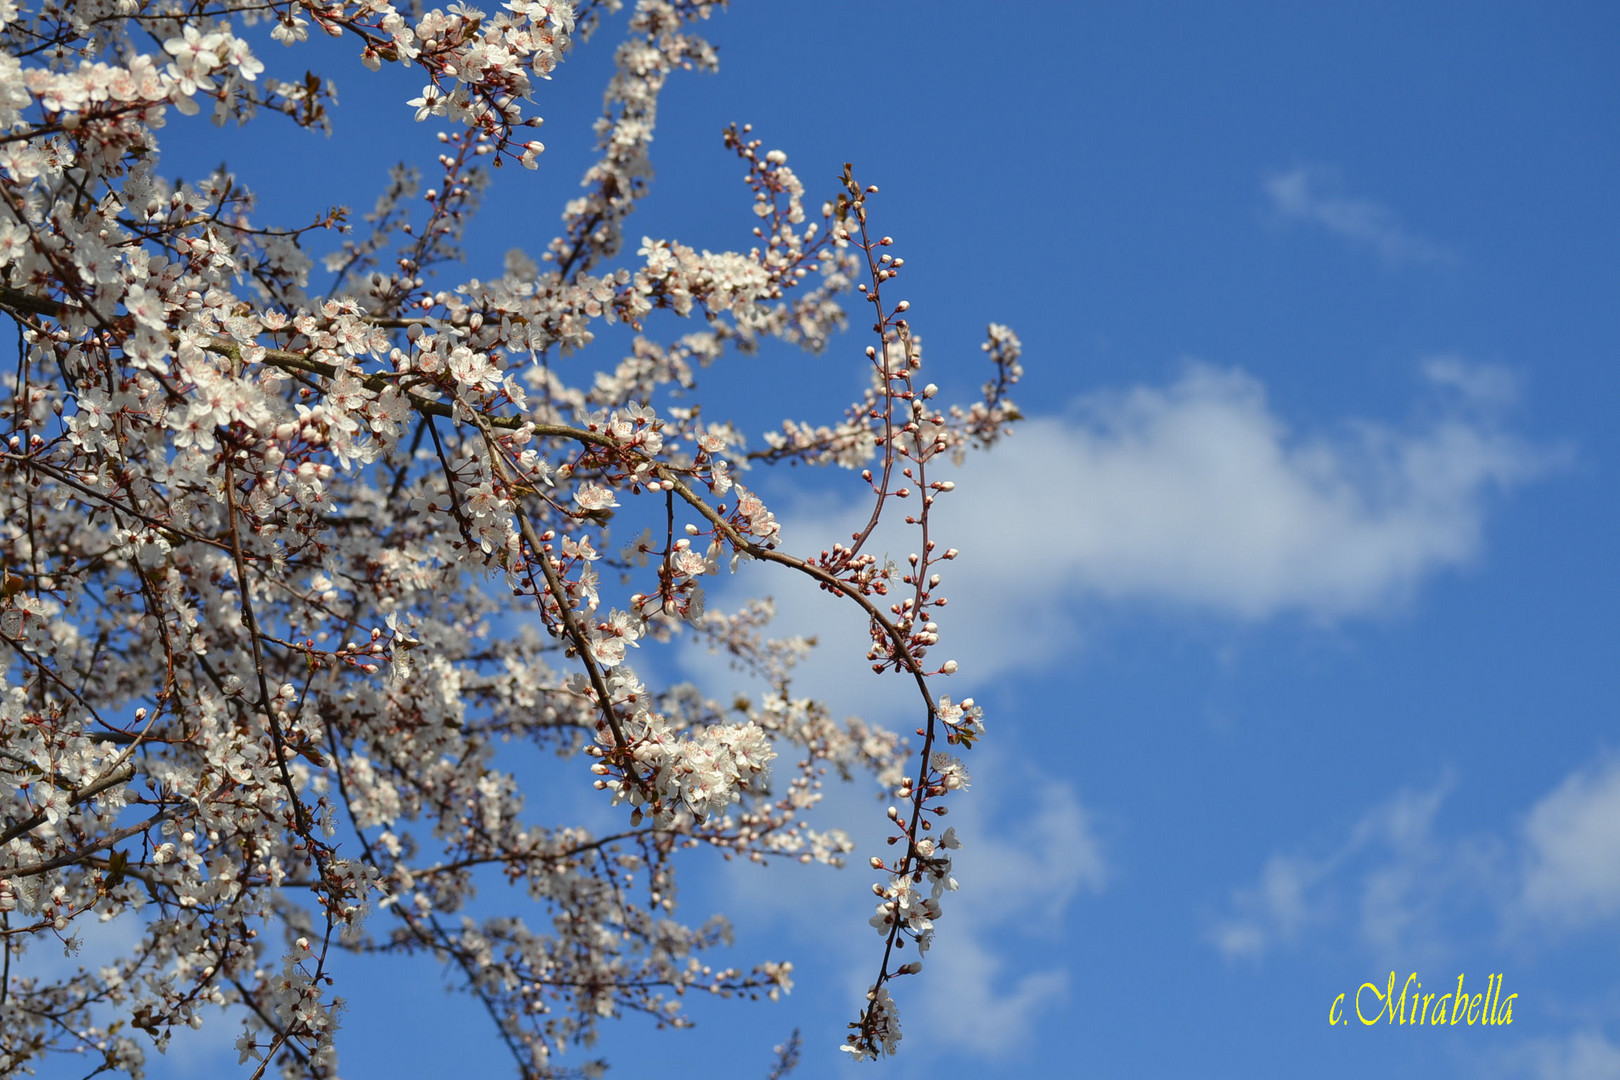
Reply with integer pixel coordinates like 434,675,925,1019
1518,1030,1620,1080
916,935,1069,1056
1423,354,1521,410
1521,756,1620,927
1206,778,1501,964
1264,166,1456,266
1206,850,1327,960
1210,754,1620,964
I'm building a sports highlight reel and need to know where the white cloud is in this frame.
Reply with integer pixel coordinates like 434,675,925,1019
1212,755,1620,967
695,360,1557,699
1208,852,1325,960
1349,784,1480,958
1540,1032,1620,1080
1515,1031,1620,1080
915,932,1069,1057
918,360,1552,672
1423,354,1521,410
1521,757,1620,926
1264,166,1456,265
1208,779,1480,964
963,782,1109,924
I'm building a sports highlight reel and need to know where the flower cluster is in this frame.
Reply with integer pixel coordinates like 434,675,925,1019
589,685,776,823
0,0,1022,1074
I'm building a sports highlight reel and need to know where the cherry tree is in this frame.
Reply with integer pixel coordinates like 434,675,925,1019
0,0,1023,1074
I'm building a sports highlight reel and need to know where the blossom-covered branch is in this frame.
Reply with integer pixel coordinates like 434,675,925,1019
0,0,1021,1074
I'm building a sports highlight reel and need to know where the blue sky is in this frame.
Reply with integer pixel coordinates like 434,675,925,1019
68,2,1620,1078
